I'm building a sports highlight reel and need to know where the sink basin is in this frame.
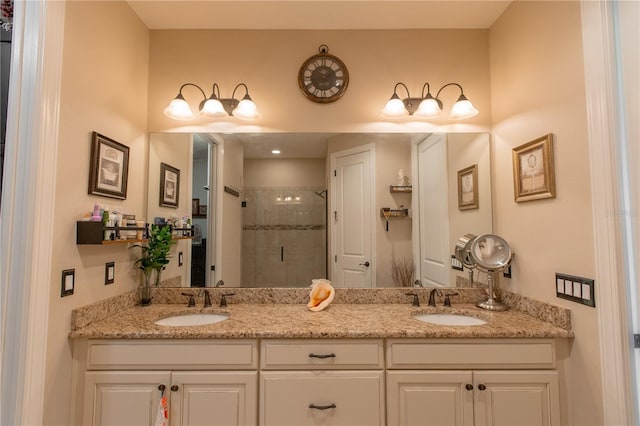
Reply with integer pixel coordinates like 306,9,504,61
414,313,487,326
155,313,229,326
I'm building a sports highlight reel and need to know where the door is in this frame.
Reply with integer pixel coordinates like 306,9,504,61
387,371,474,426
415,134,450,286
331,145,375,287
473,371,560,426
170,371,257,426
83,371,170,426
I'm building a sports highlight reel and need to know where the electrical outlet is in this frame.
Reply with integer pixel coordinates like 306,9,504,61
61,269,75,297
555,273,595,307
105,262,115,285
450,255,463,271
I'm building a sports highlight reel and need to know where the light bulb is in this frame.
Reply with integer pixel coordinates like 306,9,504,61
413,98,440,118
450,96,479,120
163,97,194,121
201,98,228,117
232,98,259,120
382,97,408,117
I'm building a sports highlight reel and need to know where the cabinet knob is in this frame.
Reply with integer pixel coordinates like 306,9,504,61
478,384,486,391
309,403,337,410
465,384,473,391
171,385,179,392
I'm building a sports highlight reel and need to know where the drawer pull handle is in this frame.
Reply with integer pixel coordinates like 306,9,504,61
308,353,336,359
478,384,486,391
309,403,337,410
171,385,179,392
465,384,473,391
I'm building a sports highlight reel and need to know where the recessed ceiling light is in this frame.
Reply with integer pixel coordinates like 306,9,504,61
271,149,281,155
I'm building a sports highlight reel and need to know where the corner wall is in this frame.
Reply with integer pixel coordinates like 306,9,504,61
45,2,149,425
489,2,602,424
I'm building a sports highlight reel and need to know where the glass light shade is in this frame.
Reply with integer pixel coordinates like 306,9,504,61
450,98,479,120
200,98,229,117
413,98,440,118
163,97,194,121
382,97,408,117
232,98,259,120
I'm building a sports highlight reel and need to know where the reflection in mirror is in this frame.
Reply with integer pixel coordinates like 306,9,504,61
147,133,492,288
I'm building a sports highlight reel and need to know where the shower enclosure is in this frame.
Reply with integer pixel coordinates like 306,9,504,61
241,186,327,287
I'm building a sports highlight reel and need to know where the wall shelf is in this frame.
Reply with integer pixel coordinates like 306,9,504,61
76,221,193,245
380,208,409,218
390,185,412,193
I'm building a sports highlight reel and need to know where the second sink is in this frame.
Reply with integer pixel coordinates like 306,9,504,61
155,313,229,327
414,313,487,326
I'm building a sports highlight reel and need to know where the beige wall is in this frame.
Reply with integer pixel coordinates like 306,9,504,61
147,29,492,134
244,158,326,188
46,2,149,425
147,133,193,285
489,2,602,425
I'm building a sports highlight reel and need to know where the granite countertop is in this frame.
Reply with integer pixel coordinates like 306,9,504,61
68,302,573,340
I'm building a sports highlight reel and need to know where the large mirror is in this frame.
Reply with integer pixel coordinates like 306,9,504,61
147,133,492,288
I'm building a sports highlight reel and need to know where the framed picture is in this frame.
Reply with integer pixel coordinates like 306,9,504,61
192,198,200,216
198,205,207,216
512,134,556,202
457,164,479,210
88,132,129,199
159,162,180,208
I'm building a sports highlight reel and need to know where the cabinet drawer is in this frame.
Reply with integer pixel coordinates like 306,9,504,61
387,339,556,369
261,339,384,370
86,339,258,370
260,371,385,426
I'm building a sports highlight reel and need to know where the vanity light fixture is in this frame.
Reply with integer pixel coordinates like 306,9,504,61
271,149,281,155
382,82,479,120
164,82,259,121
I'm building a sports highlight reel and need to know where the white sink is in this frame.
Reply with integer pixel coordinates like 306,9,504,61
155,313,229,326
414,313,487,326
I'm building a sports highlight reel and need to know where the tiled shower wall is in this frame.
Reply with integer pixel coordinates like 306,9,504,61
242,187,327,287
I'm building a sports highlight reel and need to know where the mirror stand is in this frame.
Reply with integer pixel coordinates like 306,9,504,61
475,271,508,311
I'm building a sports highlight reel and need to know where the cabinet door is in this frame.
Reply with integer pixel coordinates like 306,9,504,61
473,371,560,426
387,371,474,426
84,371,171,426
261,371,385,426
170,371,257,426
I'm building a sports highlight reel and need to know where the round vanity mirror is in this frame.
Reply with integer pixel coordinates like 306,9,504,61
469,234,512,272
468,234,513,312
455,233,477,268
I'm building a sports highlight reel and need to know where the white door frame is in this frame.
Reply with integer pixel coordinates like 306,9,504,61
581,1,636,424
329,143,376,287
0,2,66,425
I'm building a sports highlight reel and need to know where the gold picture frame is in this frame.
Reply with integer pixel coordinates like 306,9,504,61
512,134,556,202
457,164,479,210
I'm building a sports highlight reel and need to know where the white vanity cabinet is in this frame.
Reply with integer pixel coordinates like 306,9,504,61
74,340,258,426
259,339,386,426
386,339,561,426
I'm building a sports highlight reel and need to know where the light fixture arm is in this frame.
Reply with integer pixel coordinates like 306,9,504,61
392,82,411,100
178,83,207,101
231,82,251,102
434,82,465,100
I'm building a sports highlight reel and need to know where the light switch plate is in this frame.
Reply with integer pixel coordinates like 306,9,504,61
179,252,184,267
555,272,595,307
105,262,115,285
61,269,75,297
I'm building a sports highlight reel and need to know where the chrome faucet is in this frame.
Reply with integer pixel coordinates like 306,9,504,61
427,288,442,307
215,280,224,288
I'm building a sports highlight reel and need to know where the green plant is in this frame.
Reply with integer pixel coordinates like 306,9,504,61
132,224,176,276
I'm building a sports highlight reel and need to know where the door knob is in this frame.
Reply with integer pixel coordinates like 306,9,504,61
359,261,370,267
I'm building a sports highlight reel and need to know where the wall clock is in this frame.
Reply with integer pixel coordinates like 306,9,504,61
298,44,349,104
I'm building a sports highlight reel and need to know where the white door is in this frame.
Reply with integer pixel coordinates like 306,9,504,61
331,145,375,287
171,371,257,426
387,371,474,426
83,371,171,426
415,134,450,287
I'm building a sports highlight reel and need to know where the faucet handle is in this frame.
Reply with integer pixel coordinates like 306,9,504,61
181,292,196,307
444,292,459,307
215,280,225,288
405,293,420,307
220,293,235,307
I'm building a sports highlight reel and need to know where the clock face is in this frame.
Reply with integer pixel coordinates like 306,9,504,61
298,52,349,103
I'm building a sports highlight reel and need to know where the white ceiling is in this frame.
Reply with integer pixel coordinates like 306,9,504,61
127,1,511,30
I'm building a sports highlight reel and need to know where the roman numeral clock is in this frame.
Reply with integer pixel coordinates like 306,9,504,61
298,45,349,103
